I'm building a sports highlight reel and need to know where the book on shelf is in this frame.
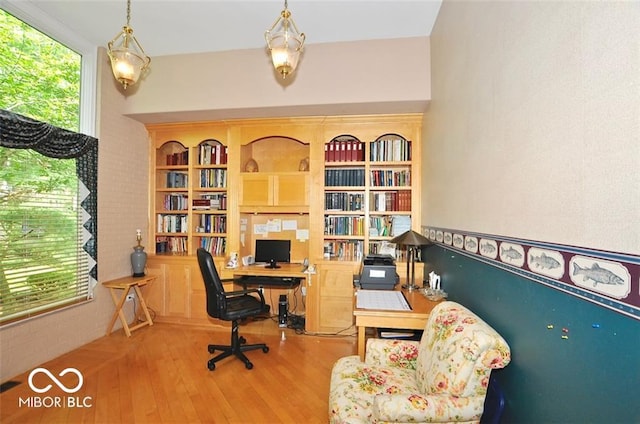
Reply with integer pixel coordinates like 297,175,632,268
370,191,411,212
192,199,211,210
199,144,228,165
166,151,189,166
325,168,365,187
166,171,188,188
370,138,412,162
325,138,365,162
164,194,188,210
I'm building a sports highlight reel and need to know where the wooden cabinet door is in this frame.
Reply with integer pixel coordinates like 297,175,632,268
274,173,309,206
146,256,191,319
316,262,356,332
145,260,167,315
165,262,191,318
239,173,273,206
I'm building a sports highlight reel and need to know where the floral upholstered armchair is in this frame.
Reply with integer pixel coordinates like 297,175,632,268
329,301,511,424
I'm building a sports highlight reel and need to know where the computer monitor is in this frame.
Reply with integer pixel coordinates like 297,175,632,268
254,239,291,269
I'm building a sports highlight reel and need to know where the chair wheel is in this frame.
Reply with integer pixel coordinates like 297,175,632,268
208,345,216,354
245,361,253,370
239,336,246,344
262,346,269,353
207,360,215,371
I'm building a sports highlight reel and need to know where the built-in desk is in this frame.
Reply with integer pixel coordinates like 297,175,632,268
233,263,307,279
353,288,442,360
233,263,309,326
233,263,305,290
233,263,307,288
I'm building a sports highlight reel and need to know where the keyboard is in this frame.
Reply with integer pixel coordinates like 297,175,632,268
238,275,302,288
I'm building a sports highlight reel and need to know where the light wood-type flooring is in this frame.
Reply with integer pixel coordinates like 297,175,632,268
0,317,357,423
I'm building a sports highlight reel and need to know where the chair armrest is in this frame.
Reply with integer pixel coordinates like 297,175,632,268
225,288,266,304
373,393,485,423
365,339,420,369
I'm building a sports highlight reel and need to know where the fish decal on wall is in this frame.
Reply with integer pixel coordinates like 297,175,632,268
480,239,498,259
570,256,630,299
425,226,640,320
465,236,478,253
500,243,525,267
528,247,564,279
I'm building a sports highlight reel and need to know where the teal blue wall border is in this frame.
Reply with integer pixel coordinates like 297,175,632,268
423,227,640,320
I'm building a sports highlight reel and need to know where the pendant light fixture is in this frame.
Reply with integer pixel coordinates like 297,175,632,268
264,0,306,79
107,0,150,89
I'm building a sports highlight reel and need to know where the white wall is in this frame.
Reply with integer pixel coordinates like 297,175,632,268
422,0,640,255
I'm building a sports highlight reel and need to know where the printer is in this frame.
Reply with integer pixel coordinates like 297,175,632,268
356,254,399,290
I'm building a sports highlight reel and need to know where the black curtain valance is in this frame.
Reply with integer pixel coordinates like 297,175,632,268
0,108,99,281
0,109,97,158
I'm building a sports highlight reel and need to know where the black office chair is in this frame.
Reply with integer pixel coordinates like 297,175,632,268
196,248,270,370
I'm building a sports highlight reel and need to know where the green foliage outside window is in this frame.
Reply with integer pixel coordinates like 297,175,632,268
0,9,87,323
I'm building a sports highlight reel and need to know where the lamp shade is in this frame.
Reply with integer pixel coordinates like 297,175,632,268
390,230,432,247
265,3,305,79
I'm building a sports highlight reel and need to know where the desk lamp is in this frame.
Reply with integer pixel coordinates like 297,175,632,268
390,230,432,291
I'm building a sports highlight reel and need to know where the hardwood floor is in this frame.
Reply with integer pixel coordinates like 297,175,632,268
0,317,357,423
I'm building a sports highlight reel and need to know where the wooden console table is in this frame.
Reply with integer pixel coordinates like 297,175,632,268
103,275,156,337
353,288,442,360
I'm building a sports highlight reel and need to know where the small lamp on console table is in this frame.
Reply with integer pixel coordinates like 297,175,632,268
131,229,147,277
390,230,432,291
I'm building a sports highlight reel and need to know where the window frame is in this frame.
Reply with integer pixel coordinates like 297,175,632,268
2,0,97,137
1,2,99,326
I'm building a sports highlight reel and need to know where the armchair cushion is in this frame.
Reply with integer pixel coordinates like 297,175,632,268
329,301,511,424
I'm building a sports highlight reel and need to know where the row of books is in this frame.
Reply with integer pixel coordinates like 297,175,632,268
370,169,411,187
195,215,227,234
193,194,227,210
198,169,227,188
163,194,188,211
156,236,187,253
165,138,409,166
323,240,364,260
166,171,188,189
370,138,412,162
199,143,228,165
325,138,366,162
199,236,226,256
325,192,364,211
156,214,188,233
324,215,366,236
166,151,189,166
370,191,412,212
369,216,393,237
325,168,366,187
369,215,412,237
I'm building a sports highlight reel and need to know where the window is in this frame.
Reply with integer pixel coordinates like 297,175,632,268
0,9,98,325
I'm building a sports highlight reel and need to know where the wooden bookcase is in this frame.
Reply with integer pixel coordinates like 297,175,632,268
145,115,422,332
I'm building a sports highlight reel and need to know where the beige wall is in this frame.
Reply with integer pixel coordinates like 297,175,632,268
0,49,150,381
122,37,431,123
422,1,640,255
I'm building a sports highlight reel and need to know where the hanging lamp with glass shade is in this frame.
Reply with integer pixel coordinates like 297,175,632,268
264,0,306,79
107,0,151,89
